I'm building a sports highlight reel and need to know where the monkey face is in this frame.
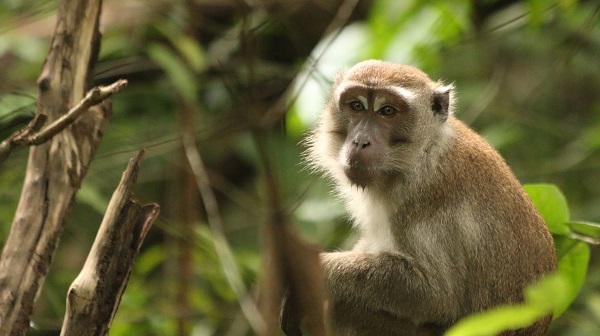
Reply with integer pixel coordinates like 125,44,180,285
308,60,453,189
335,84,416,187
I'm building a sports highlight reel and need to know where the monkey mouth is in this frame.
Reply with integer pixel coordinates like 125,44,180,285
343,164,380,188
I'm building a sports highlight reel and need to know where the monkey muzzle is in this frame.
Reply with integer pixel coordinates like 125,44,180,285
343,145,383,188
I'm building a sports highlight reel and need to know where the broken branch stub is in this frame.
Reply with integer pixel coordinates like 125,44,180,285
61,149,159,336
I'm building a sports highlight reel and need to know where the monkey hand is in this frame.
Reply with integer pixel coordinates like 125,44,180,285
280,290,304,336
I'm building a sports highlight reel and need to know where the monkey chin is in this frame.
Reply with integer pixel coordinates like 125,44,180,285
343,165,379,188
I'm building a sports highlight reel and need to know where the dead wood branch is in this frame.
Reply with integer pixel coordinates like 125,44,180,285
0,79,127,165
60,149,159,336
0,0,109,334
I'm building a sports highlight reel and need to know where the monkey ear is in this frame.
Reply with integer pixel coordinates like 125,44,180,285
432,85,453,122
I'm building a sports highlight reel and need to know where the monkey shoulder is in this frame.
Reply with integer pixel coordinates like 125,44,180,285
442,118,556,267
441,118,525,199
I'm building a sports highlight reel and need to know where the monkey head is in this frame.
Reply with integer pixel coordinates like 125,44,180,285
309,60,454,189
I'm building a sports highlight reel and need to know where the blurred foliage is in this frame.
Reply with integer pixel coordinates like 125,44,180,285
0,0,599,335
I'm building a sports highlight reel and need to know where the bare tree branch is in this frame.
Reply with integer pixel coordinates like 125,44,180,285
0,79,127,165
27,79,127,145
60,149,159,336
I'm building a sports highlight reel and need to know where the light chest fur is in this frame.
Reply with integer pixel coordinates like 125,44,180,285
343,187,397,252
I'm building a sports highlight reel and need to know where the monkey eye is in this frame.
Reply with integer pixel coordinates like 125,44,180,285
378,105,398,117
348,100,365,112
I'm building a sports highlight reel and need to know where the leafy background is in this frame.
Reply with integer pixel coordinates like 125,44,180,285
0,0,599,335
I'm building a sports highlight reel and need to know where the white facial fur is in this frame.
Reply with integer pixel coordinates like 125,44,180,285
333,81,418,110
373,96,386,111
357,95,368,108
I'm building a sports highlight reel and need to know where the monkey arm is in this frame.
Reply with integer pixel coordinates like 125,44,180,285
321,251,461,324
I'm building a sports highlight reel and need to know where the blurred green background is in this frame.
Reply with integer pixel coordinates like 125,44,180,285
0,0,599,335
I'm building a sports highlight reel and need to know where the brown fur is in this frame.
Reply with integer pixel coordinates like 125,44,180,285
283,60,557,336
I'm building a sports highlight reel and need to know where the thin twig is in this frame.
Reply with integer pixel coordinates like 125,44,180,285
181,131,265,333
0,79,128,166
28,79,128,145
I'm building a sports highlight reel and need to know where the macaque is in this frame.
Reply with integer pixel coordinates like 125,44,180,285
282,60,557,336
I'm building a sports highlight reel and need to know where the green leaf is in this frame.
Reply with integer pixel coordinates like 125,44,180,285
554,239,590,318
526,0,547,27
146,43,197,103
0,92,35,125
77,182,109,214
480,122,524,150
134,244,166,276
445,305,546,336
558,0,577,10
445,274,567,336
523,184,570,235
526,273,570,315
568,221,600,244
150,21,205,73
172,35,205,73
284,105,306,138
366,0,422,59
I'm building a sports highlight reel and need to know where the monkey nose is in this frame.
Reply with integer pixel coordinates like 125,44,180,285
352,139,371,149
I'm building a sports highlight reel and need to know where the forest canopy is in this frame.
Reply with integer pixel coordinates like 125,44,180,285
0,0,599,335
